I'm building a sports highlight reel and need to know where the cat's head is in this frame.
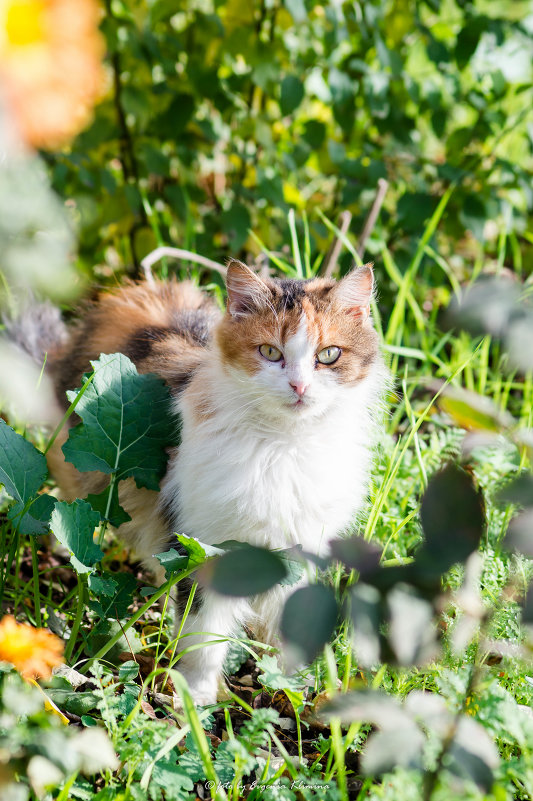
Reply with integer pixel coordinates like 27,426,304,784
216,261,381,420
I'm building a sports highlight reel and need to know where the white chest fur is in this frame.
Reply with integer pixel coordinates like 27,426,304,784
161,365,384,557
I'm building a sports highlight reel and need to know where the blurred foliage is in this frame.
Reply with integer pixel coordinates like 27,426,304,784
46,0,533,287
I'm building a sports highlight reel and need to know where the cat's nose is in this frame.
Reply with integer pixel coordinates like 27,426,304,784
289,381,309,398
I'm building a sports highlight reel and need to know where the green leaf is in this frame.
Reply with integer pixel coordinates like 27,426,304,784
8,493,55,536
285,0,307,22
362,726,424,775
176,534,222,566
280,584,338,663
88,573,118,597
446,278,520,338
0,419,50,532
447,717,500,791
280,76,304,115
119,661,139,681
522,582,533,623
89,572,138,619
151,759,194,797
505,509,533,556
88,618,142,663
62,353,178,491
323,690,418,741
348,583,382,667
150,0,181,24
50,500,103,574
330,537,381,575
153,548,189,580
496,473,533,507
0,420,46,497
302,120,326,149
277,547,305,587
420,464,485,571
256,654,304,692
87,484,131,528
220,202,251,251
387,586,437,665
46,689,100,717
455,16,486,70
154,535,222,579
155,94,195,138
200,545,287,596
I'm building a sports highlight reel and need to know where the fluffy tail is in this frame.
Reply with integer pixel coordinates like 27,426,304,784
3,301,67,364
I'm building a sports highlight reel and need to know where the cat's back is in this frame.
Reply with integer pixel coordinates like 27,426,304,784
52,278,222,401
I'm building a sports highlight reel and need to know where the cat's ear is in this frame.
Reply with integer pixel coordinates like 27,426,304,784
331,263,374,321
226,260,271,317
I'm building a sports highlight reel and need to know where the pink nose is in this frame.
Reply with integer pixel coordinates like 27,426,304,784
290,381,309,398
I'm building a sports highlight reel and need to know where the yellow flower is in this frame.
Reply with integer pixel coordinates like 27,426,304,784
0,615,63,680
0,0,105,149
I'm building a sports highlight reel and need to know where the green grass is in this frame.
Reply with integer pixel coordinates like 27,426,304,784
1,211,533,801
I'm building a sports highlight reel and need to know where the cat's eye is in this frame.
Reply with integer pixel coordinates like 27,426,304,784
317,346,341,365
259,344,283,362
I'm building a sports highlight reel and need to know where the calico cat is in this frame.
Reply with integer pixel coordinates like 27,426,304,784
26,261,388,705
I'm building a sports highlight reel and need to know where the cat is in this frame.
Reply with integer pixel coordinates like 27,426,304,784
16,260,388,705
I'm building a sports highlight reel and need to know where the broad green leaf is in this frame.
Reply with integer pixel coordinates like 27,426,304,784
151,758,194,797
280,584,338,662
215,739,257,778
88,573,118,597
62,353,179,491
154,535,222,579
87,484,131,528
150,0,181,24
89,572,138,619
323,690,410,727
0,419,51,533
280,75,304,115
330,537,381,575
176,534,223,565
522,582,533,623
118,661,139,681
420,464,485,571
153,548,189,580
446,278,520,338
200,545,287,597
348,583,381,667
45,689,100,717
285,0,306,22
496,473,533,507
505,509,533,556
50,500,103,574
387,586,437,665
362,726,424,775
0,420,47,501
88,618,142,662
220,202,251,251
277,547,305,587
256,654,305,693
447,717,500,791
8,493,55,536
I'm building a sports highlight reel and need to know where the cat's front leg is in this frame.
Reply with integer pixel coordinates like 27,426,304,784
173,584,251,706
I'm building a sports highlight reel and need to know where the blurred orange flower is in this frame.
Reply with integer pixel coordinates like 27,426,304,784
0,0,105,149
0,615,63,680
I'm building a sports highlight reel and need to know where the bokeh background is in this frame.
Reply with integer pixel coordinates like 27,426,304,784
1,0,532,306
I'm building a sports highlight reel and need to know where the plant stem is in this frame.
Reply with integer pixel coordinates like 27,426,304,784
30,537,41,627
65,574,86,662
80,566,198,672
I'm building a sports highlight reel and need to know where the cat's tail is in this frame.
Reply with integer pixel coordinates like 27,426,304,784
3,300,67,365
